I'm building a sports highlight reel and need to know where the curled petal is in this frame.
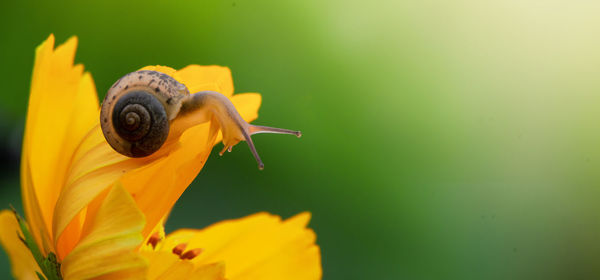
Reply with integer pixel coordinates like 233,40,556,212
61,183,147,280
23,34,99,254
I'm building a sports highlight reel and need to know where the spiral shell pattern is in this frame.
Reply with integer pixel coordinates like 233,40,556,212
100,70,189,157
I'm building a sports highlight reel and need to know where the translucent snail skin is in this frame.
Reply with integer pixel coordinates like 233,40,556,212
100,70,300,169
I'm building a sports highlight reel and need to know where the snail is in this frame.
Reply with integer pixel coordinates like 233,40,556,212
100,70,300,169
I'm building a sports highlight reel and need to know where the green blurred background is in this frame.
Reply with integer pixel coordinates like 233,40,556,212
2,0,600,279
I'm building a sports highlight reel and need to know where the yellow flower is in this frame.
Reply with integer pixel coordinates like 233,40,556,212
0,35,321,280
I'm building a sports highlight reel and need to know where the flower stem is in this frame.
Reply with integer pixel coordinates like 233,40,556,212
11,206,62,280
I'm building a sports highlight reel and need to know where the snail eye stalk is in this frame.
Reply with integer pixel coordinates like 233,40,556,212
243,125,301,170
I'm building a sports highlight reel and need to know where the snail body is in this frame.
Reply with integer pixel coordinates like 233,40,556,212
100,70,301,169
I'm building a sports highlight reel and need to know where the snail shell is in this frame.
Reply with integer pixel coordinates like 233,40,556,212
100,70,189,157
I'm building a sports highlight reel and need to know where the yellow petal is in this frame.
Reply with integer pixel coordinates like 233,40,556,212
21,157,52,255
91,266,146,280
162,212,321,280
143,251,180,279
0,210,41,280
21,35,53,255
61,183,147,280
142,251,226,280
192,262,227,280
23,34,99,253
155,257,194,280
231,93,261,123
176,65,234,97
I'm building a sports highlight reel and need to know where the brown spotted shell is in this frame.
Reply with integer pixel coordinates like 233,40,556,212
100,70,190,157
